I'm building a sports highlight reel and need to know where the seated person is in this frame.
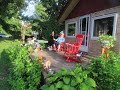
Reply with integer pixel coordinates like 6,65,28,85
53,31,65,51
47,31,57,50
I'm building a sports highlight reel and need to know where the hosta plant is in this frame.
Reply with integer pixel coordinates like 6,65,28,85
41,65,96,90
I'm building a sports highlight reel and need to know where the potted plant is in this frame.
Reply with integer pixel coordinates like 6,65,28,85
98,35,115,48
98,34,116,57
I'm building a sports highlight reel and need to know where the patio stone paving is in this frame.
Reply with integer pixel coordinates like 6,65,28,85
31,49,92,72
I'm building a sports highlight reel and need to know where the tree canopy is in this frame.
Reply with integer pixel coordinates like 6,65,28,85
0,0,25,18
32,0,68,39
0,0,25,38
40,0,68,18
0,0,69,39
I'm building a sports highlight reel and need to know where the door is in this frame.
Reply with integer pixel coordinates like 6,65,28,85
79,15,90,52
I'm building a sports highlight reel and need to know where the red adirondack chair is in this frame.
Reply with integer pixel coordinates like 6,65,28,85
64,34,84,62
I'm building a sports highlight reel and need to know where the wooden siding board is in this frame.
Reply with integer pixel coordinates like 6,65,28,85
67,0,120,19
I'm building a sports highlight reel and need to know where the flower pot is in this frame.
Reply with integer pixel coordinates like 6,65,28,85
101,47,110,58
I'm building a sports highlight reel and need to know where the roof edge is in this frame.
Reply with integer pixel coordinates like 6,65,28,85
58,0,80,23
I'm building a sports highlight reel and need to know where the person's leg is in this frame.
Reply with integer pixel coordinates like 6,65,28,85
54,41,60,51
57,44,60,51
53,41,57,50
53,44,56,50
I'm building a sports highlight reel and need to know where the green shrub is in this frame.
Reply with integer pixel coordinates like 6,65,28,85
40,43,46,49
41,65,96,90
88,51,120,90
6,46,42,90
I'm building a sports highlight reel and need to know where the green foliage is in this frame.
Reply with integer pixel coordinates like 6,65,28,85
98,35,116,48
40,43,46,49
25,28,33,36
6,46,42,90
0,39,20,90
0,0,25,18
33,0,65,40
35,3,48,21
6,17,22,38
40,0,68,18
88,51,120,90
0,0,25,38
41,65,96,90
0,25,6,33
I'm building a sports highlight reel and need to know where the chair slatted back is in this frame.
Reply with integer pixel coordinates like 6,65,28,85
74,34,84,46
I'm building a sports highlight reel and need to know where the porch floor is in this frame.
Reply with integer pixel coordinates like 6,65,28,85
31,49,92,71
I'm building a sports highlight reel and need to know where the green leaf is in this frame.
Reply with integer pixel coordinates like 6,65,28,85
49,85,55,90
63,77,70,84
41,85,49,90
62,85,70,90
85,78,96,87
80,83,88,90
74,67,82,74
71,79,77,86
70,87,76,90
76,77,83,83
88,87,94,90
61,68,68,75
56,81,63,88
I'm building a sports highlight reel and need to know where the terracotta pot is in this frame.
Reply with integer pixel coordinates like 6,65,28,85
101,47,110,58
101,48,105,54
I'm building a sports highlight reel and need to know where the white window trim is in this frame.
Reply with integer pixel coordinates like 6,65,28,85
91,13,118,40
66,21,77,38
79,15,90,52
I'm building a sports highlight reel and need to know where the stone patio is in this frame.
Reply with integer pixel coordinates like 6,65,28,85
31,49,92,72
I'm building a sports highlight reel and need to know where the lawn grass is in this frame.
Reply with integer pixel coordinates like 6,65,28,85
0,38,20,90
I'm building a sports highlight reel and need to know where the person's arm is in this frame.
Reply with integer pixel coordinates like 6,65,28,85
61,38,65,42
55,37,59,41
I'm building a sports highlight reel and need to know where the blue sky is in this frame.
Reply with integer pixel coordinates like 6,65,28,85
22,0,36,17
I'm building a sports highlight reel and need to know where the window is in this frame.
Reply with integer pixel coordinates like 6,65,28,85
94,17,114,36
67,22,77,37
92,13,117,39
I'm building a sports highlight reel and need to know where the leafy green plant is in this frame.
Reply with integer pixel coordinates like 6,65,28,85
28,45,34,53
7,45,42,90
88,51,120,90
40,43,46,49
98,35,116,48
41,65,96,90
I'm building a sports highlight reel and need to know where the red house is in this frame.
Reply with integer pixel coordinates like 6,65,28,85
58,0,120,56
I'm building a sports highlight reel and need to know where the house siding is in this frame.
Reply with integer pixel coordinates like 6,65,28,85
67,0,120,19
65,6,120,56
89,6,120,56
